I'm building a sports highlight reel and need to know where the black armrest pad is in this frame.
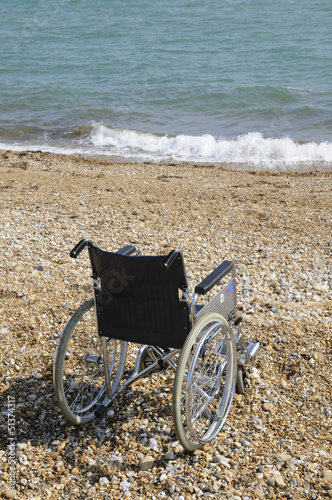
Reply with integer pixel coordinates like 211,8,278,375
116,245,137,256
195,260,234,295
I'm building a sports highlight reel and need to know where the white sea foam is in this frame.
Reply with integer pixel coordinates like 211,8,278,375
1,123,332,171
284,86,312,92
88,123,332,170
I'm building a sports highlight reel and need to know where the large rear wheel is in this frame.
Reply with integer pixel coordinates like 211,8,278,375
172,313,237,451
53,299,127,424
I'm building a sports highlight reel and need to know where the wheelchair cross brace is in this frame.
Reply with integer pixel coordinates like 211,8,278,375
96,340,180,418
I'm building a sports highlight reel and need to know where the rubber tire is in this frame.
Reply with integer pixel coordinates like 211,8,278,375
53,299,127,424
172,313,237,451
236,365,247,394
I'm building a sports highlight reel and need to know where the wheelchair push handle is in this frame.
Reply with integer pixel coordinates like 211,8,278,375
70,238,92,258
195,260,234,295
70,239,139,259
163,249,181,269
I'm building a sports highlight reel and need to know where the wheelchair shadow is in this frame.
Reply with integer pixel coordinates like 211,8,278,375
0,361,61,450
0,362,177,460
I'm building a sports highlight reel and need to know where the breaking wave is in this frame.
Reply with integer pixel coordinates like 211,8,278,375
1,121,332,171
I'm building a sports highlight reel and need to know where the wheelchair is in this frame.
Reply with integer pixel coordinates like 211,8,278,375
53,239,260,451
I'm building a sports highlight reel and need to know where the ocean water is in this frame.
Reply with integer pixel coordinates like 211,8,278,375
1,0,332,170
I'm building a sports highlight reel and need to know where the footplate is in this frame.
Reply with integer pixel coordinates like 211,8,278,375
85,354,103,364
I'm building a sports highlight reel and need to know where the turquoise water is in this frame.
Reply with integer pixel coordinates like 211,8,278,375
1,0,332,169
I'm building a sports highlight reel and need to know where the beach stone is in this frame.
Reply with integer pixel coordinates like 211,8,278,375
119,479,131,491
2,491,14,499
274,473,286,487
250,367,261,379
262,402,273,412
100,477,110,486
110,457,123,470
213,455,231,468
252,486,264,498
139,455,154,471
148,437,158,450
27,393,38,400
313,284,329,292
289,457,302,467
71,467,79,475
276,452,292,462
249,417,263,428
322,470,332,483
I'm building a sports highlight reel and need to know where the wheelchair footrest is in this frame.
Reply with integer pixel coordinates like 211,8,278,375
94,405,107,418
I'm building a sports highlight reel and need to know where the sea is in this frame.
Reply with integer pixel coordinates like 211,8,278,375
1,0,332,170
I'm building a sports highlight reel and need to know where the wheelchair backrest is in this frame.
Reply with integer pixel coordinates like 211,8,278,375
88,244,191,349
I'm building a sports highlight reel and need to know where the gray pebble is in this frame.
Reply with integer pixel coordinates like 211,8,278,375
110,457,122,470
252,486,264,498
249,417,263,428
119,479,131,491
148,437,158,450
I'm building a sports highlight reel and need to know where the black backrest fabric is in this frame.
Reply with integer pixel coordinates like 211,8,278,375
88,245,190,349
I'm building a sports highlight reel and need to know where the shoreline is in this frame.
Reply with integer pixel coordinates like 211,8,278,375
1,149,331,499
1,140,332,173
2,147,332,172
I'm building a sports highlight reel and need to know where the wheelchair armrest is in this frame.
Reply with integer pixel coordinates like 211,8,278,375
70,238,92,258
194,260,234,295
116,245,138,256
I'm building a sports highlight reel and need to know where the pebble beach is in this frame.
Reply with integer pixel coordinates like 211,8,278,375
0,150,331,499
